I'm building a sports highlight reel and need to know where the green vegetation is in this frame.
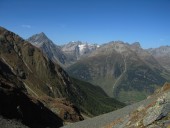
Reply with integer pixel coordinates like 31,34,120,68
71,78,125,116
117,89,147,104
91,78,115,97
67,52,168,105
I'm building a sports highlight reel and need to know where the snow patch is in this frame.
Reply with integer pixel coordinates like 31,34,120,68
78,44,86,52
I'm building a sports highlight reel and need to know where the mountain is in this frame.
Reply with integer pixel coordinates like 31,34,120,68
147,46,170,72
61,41,99,65
62,83,170,128
0,26,84,124
0,26,124,126
67,41,169,104
0,27,80,101
27,32,66,65
27,34,99,67
28,32,168,105
0,57,63,127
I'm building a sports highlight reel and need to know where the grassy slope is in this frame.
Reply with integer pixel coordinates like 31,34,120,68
71,78,125,116
67,49,168,104
67,53,124,97
114,62,166,104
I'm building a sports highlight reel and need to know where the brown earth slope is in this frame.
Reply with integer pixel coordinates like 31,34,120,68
0,26,84,123
0,59,63,128
0,26,124,127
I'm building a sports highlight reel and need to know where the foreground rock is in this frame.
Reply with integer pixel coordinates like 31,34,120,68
106,83,170,128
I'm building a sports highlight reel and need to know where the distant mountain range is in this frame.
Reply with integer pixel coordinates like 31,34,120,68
61,41,99,65
67,41,170,104
147,46,170,71
27,33,99,67
27,33,170,104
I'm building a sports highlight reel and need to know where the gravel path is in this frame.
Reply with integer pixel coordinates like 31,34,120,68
62,94,160,128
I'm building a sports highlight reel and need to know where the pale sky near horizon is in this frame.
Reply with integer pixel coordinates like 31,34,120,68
0,0,170,48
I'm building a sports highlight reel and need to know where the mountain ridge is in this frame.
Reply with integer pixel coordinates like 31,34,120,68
27,32,66,65
27,32,170,104
147,46,170,71
27,33,100,67
27,33,170,70
67,41,169,104
0,26,124,127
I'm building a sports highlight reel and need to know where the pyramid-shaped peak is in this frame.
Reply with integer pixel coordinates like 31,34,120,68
38,32,46,36
27,32,52,44
39,32,45,34
35,32,48,39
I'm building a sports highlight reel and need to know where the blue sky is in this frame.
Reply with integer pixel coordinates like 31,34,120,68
0,0,170,48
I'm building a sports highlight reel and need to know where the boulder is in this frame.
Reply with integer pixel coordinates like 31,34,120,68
143,92,170,126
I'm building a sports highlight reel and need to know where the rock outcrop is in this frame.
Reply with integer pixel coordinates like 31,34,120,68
27,32,66,65
107,83,170,128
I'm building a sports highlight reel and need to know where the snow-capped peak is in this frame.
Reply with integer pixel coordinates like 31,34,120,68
78,44,86,52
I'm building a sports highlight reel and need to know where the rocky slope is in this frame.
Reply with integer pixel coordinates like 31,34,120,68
0,26,124,126
27,34,99,67
147,46,170,72
61,41,99,65
0,26,80,102
0,58,63,127
62,83,170,128
67,41,168,104
27,32,66,65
